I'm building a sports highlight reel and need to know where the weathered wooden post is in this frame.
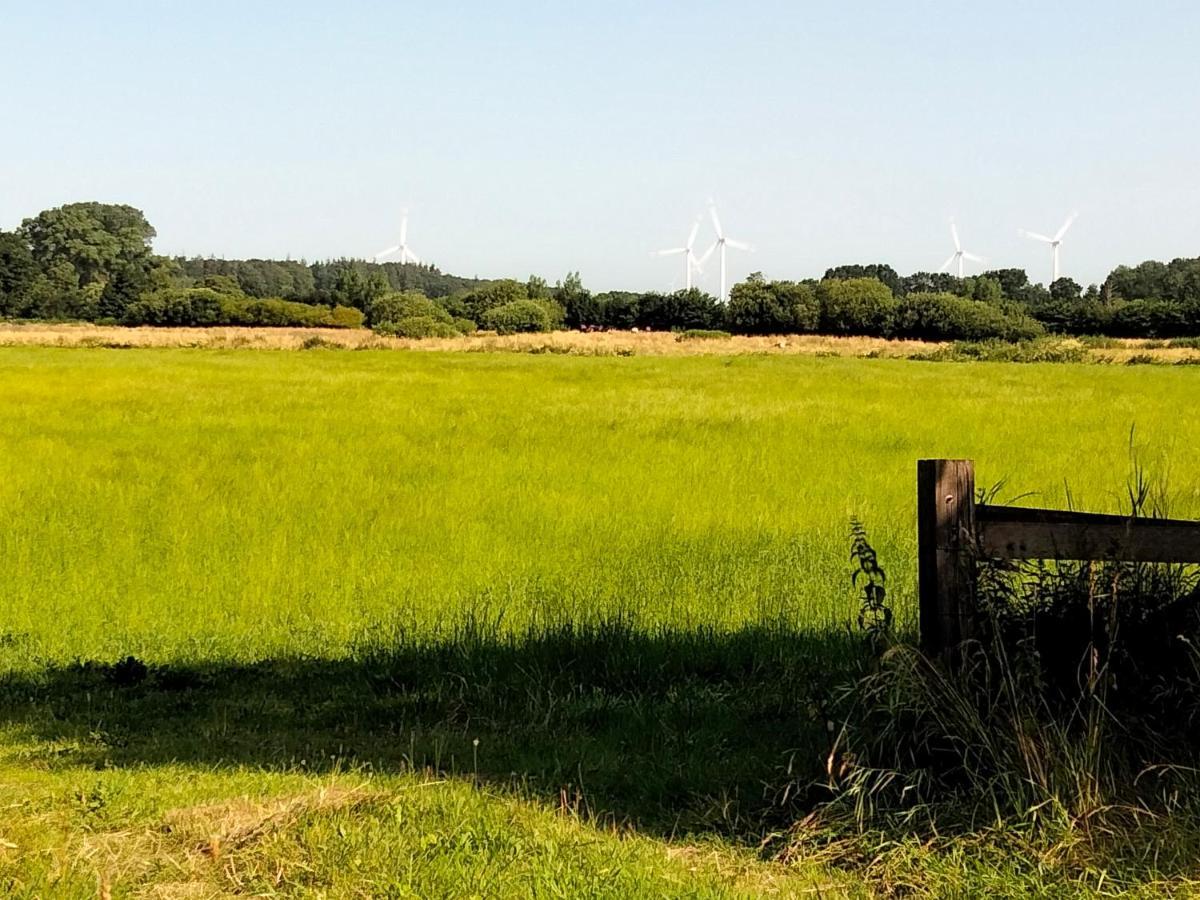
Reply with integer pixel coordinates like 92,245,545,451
917,459,978,658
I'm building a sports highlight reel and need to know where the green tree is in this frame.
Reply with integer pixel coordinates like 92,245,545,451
635,288,720,331
726,273,818,334
463,279,529,322
97,264,150,320
823,263,902,296
971,276,1003,304
1050,277,1083,304
526,275,550,300
555,271,597,328
21,202,155,289
0,231,37,316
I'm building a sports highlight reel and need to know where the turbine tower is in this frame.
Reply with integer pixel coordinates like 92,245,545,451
1019,212,1078,283
698,201,752,303
375,210,422,264
939,221,985,278
652,218,703,291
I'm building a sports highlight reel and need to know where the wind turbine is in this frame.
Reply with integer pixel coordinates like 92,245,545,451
652,218,703,291
697,201,752,303
374,210,422,264
939,221,985,278
1019,212,1078,283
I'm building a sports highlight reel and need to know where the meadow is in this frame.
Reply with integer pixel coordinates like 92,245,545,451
2,346,1200,896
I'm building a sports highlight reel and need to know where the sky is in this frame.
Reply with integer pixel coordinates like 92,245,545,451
3,0,1199,292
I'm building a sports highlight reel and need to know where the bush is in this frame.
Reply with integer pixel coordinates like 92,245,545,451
376,316,461,338
675,329,731,341
481,299,555,334
926,338,1086,363
233,298,331,327
366,291,451,329
122,288,225,326
895,292,1044,342
817,277,897,336
122,290,363,328
453,317,478,335
327,305,365,329
462,280,529,322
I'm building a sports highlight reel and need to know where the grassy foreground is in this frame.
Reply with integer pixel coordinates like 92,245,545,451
3,347,1200,896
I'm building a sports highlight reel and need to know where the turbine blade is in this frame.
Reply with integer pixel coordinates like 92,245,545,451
1054,211,1079,242
686,219,701,250
725,238,753,251
962,252,986,263
951,222,961,252
405,249,422,265
400,211,409,244
375,245,401,259
708,204,724,240
653,248,687,256
939,254,957,273
696,242,718,268
1019,229,1055,243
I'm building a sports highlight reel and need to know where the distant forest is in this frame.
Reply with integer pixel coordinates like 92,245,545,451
2,201,1200,341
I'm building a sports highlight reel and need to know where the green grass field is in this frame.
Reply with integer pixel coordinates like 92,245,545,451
2,347,1199,896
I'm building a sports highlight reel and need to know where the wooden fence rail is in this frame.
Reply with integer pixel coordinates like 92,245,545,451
917,458,1200,657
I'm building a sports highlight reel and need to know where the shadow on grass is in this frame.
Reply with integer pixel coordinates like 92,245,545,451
0,620,868,840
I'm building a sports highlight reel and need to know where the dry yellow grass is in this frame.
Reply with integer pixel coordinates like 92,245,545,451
0,322,935,356
2,322,1198,364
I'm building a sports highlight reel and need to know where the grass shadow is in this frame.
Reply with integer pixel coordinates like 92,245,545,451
0,620,868,840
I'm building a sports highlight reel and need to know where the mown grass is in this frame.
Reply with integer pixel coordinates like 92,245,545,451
3,347,1200,895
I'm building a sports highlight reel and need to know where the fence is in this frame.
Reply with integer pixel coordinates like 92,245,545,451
917,458,1200,657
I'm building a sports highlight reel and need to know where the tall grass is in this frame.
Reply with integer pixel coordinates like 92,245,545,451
4,348,1200,894
807,476,1200,892
3,348,1200,668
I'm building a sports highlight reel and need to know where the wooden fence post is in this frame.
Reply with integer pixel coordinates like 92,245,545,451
917,459,978,658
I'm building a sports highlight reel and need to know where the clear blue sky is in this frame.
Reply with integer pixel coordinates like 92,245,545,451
4,1,1198,291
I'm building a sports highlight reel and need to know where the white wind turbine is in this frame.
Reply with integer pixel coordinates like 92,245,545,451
1019,212,1078,283
652,218,704,290
697,201,753,303
374,210,422,264
939,221,985,278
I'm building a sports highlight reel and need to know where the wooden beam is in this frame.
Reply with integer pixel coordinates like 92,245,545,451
977,504,1200,564
917,459,978,658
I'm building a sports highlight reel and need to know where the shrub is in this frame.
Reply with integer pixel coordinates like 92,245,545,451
122,292,361,328
462,280,529,322
895,292,1044,342
926,338,1086,363
481,299,555,334
817,277,897,336
675,329,731,341
377,315,461,338
235,298,331,327
326,305,365,329
366,291,451,328
122,288,225,326
453,317,478,335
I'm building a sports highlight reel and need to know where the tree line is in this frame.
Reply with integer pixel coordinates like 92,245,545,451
2,202,1199,340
